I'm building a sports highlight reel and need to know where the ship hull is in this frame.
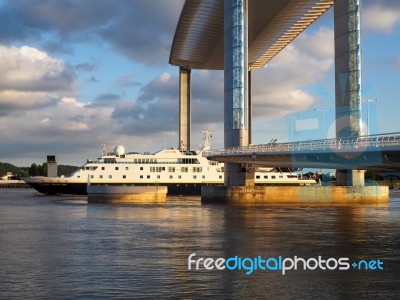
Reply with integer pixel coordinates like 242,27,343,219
25,181,220,196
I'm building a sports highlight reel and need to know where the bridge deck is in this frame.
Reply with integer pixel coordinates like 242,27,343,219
204,133,400,171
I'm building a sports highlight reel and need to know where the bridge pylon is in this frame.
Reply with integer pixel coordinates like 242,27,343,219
334,0,364,186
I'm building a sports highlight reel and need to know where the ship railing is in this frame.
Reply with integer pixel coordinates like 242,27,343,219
203,133,400,157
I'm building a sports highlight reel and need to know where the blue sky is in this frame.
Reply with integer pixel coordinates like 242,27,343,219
0,0,399,167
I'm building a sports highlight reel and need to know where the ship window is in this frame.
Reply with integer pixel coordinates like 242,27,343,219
140,175,143,179
279,175,283,178
77,176,80,178
109,175,112,179
256,176,260,179
140,167,143,171
219,175,222,179
147,175,150,179
123,175,126,179
264,176,268,179
178,175,181,179
157,175,160,179
102,167,105,170
272,176,276,179
125,167,129,170
169,175,173,179
100,175,103,179
115,167,119,170
168,167,175,172
90,175,94,179
193,175,197,179
202,175,205,179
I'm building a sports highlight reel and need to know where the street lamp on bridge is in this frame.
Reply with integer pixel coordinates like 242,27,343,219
284,116,299,141
362,98,379,136
314,108,332,139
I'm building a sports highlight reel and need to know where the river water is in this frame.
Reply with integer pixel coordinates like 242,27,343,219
0,188,399,299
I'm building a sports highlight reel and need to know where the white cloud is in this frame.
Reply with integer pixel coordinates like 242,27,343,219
0,90,57,112
251,27,334,120
363,2,400,34
0,45,74,93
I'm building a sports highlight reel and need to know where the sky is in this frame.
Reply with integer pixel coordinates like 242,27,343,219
0,0,399,167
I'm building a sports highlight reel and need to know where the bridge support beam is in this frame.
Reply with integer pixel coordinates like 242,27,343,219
224,0,250,186
334,0,364,186
179,66,191,153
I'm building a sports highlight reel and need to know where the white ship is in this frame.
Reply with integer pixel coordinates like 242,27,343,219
23,131,316,195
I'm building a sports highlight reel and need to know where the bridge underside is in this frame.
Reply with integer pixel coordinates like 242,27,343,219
207,147,400,172
170,0,334,69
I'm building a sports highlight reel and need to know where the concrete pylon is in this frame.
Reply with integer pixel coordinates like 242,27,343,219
179,66,191,152
334,0,364,186
224,0,249,186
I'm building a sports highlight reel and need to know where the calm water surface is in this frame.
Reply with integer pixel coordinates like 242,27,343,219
0,188,399,299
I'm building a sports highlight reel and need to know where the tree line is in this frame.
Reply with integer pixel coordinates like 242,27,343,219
1,162,79,178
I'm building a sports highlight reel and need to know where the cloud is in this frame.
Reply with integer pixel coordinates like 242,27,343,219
0,0,184,66
91,93,121,107
99,0,184,65
0,45,75,117
363,1,400,34
191,70,224,125
0,96,116,165
86,76,100,83
251,27,334,120
0,45,75,92
76,62,98,72
0,91,58,114
111,72,179,135
116,74,141,88
0,0,123,40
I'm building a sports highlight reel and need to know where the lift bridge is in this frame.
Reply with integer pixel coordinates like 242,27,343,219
203,133,400,172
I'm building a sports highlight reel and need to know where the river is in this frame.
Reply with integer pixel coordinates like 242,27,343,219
0,188,399,299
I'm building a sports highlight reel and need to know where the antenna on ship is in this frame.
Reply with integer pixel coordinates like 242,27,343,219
102,144,106,156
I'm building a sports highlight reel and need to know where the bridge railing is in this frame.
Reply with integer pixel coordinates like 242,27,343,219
204,133,400,157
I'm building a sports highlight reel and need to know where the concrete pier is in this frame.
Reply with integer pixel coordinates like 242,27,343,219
87,185,167,204
201,185,389,205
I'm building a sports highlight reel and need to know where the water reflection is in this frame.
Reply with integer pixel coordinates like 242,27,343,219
0,189,399,299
